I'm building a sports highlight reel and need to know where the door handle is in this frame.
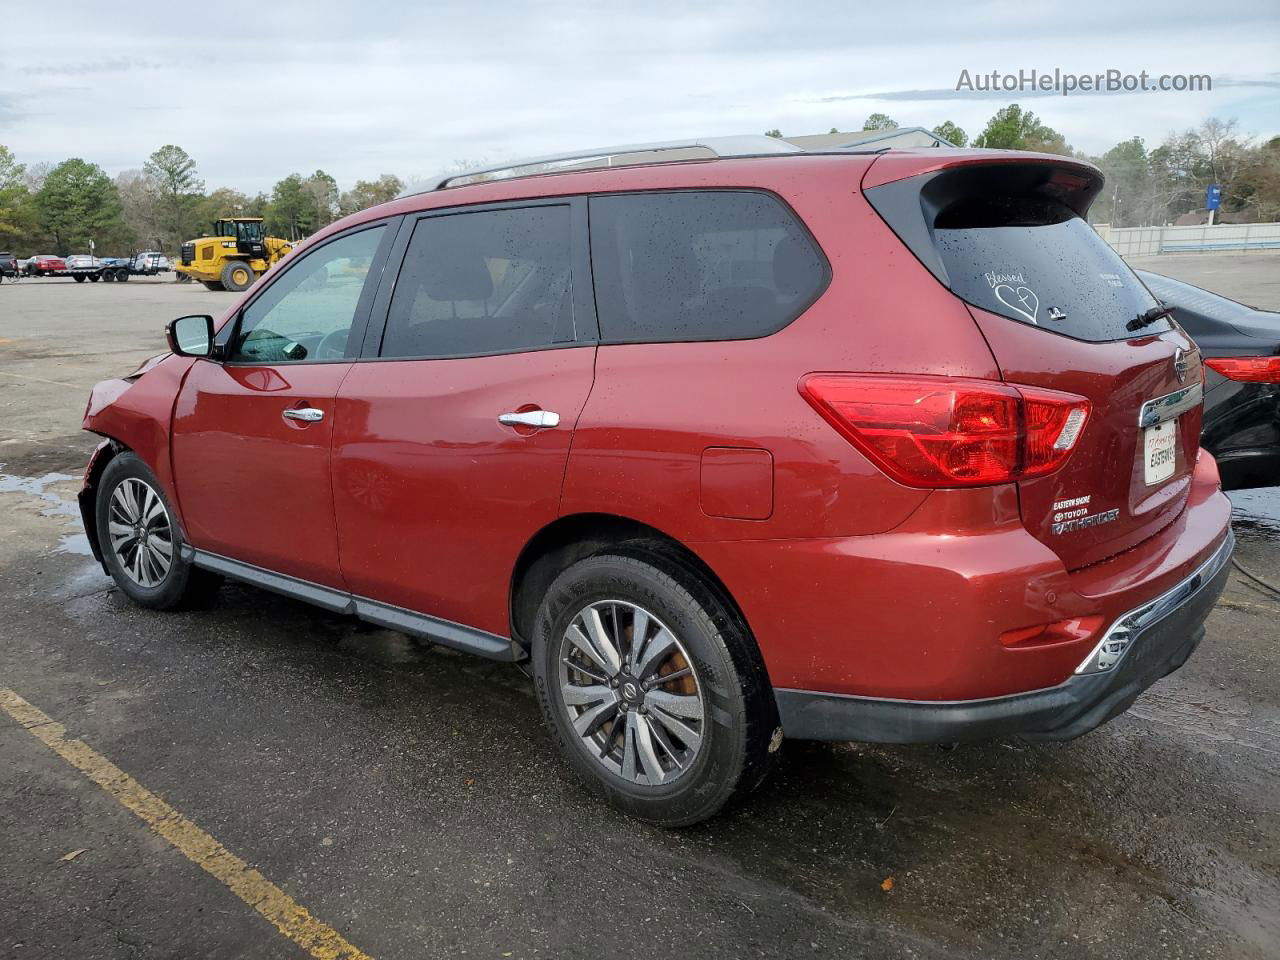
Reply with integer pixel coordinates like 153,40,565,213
283,407,325,423
497,410,560,429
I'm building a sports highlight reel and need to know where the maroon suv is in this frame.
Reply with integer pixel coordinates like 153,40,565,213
78,137,1233,825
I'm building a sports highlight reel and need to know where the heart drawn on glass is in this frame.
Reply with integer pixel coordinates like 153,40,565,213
994,284,1040,324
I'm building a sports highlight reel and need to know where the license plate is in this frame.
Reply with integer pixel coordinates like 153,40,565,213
1143,419,1178,485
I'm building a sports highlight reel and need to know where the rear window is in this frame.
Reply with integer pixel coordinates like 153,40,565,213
588,190,827,343
934,200,1166,342
867,163,1168,343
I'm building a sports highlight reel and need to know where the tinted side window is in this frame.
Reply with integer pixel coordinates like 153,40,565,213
230,226,385,363
380,205,574,359
589,191,826,343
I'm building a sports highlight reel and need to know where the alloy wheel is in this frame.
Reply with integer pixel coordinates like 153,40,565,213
107,478,174,588
558,600,705,786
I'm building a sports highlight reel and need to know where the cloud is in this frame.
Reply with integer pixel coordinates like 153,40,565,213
0,94,23,123
0,0,1276,191
23,57,162,76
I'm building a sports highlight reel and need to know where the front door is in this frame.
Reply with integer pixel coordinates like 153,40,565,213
332,200,597,636
171,223,391,587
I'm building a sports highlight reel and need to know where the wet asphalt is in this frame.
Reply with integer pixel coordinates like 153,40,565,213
1,264,1278,959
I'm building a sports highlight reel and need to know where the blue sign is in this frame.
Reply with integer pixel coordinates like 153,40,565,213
1206,184,1222,211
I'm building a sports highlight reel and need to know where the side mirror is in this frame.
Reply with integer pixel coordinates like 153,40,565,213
166,314,216,358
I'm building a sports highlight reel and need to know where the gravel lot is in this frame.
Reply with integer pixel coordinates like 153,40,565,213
1,267,1278,960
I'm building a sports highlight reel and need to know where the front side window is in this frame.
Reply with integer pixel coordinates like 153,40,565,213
229,225,385,364
588,191,828,343
380,204,574,359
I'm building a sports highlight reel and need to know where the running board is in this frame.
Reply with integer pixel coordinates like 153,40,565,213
183,547,520,661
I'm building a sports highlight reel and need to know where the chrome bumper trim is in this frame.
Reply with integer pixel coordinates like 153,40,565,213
1074,531,1234,675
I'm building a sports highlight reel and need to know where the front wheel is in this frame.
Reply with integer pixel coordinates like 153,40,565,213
95,452,220,610
532,551,779,826
220,260,254,292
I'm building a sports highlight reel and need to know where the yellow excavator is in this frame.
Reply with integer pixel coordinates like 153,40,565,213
174,218,294,291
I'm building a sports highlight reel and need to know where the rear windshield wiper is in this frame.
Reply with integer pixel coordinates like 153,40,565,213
1127,304,1172,333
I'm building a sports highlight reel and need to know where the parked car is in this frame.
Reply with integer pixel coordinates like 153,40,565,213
0,251,17,280
77,138,1234,825
135,251,171,272
1137,269,1280,490
25,254,67,276
65,254,105,282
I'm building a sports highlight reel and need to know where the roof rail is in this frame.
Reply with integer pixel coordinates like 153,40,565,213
398,135,804,198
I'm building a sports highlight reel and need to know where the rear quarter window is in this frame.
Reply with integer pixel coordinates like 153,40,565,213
588,190,828,343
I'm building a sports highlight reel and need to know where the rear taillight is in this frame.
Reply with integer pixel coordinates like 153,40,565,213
799,374,1090,488
1204,356,1280,383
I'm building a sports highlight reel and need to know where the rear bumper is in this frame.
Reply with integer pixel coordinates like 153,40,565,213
776,529,1233,743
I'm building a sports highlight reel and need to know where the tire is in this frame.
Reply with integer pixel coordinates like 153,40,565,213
117,269,130,282
88,273,100,282
95,452,221,611
74,274,86,282
220,260,254,292
103,270,115,282
532,550,779,826
202,280,225,291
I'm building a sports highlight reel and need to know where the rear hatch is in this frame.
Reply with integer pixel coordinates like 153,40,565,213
865,154,1203,570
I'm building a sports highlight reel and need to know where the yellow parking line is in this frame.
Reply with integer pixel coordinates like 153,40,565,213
0,688,374,960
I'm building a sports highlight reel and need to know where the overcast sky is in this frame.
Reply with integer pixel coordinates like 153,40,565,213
3,0,1277,194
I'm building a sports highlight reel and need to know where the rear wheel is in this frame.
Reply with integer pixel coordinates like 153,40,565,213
117,269,130,282
102,270,115,282
95,453,220,610
88,273,100,282
74,274,86,282
532,551,779,826
220,260,254,292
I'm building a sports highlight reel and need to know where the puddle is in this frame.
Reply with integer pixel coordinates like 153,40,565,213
1228,487,1280,542
0,469,79,506
0,466,85,555
54,533,94,557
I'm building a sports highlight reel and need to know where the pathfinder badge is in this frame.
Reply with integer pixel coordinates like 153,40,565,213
1051,495,1120,535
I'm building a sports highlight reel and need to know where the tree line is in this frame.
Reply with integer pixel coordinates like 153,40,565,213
0,144,403,256
770,105,1280,227
4,106,1280,255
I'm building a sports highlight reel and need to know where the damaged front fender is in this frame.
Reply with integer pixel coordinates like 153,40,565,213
80,352,198,563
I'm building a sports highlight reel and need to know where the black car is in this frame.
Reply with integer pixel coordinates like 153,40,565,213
1138,270,1280,490
0,251,16,280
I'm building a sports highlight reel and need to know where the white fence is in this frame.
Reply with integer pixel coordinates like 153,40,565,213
1096,222,1280,257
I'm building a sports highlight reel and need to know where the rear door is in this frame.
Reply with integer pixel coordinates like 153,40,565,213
331,198,596,637
867,159,1203,570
